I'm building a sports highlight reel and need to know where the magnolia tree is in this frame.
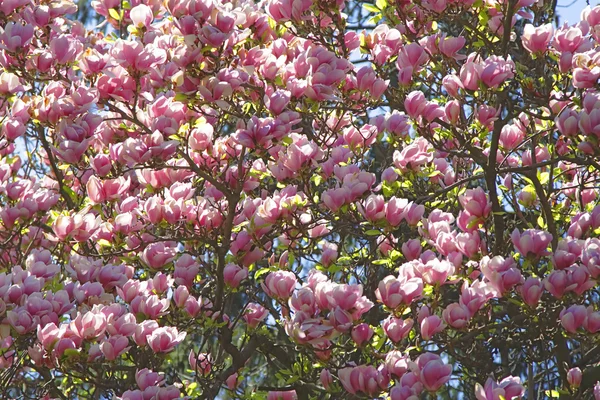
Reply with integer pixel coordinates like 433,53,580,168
2,0,600,399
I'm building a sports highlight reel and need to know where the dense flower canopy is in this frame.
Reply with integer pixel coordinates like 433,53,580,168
1,0,600,399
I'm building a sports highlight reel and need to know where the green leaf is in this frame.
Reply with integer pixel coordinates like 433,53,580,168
363,4,380,12
375,0,387,8
63,186,77,204
364,229,381,236
254,268,271,279
108,8,121,20
537,215,547,229
366,14,382,25
467,217,482,229
422,285,434,296
97,239,112,248
174,93,189,102
389,250,402,260
312,174,323,187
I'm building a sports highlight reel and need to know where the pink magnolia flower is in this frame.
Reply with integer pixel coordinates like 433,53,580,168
443,74,463,97
140,242,177,269
419,258,455,285
475,376,525,400
438,36,466,59
544,270,570,298
499,124,525,151
106,313,137,337
351,323,374,346
385,111,410,137
402,239,422,261
418,306,446,340
52,213,99,242
289,287,317,315
559,305,588,334
223,264,248,288
385,196,409,226
0,22,34,53
267,390,298,400
37,323,63,349
86,176,130,204
100,335,130,360
189,352,212,376
329,306,354,332
136,295,169,319
356,66,388,98
480,256,523,295
415,353,452,392
445,100,461,123
442,303,470,329
564,264,596,296
585,307,600,333
521,24,553,53
130,4,154,28
385,350,410,378
556,108,579,137
553,239,581,270
578,104,600,137
262,271,297,300
567,367,582,387
460,280,494,316
456,232,481,259
135,368,164,390
480,56,515,89
382,316,414,342
320,369,333,390
321,242,338,267
50,34,81,65
2,118,25,140
398,43,429,71
404,91,427,118
338,365,389,396
518,277,544,308
511,229,553,258
376,275,423,309
147,326,186,353
553,26,584,53
314,281,365,311
477,104,499,130
226,373,239,390
189,124,214,152
70,310,107,340
321,187,349,212
267,0,311,22
358,194,386,222
244,303,269,329
405,203,425,226
460,54,482,90
393,138,433,172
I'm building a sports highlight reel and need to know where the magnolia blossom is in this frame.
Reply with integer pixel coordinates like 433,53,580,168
475,376,524,400
3,0,600,398
522,24,554,53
